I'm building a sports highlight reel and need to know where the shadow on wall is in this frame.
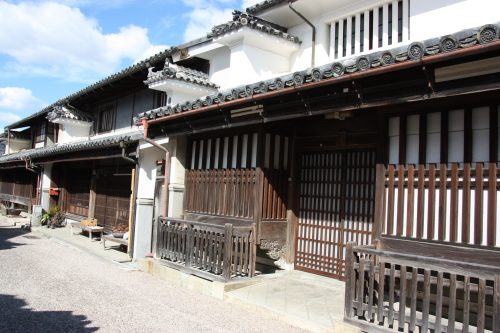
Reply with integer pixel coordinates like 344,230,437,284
0,294,98,333
0,225,29,251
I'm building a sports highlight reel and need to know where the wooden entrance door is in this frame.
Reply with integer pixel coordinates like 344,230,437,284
295,149,376,279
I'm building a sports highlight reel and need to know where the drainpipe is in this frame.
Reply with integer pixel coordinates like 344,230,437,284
289,1,316,67
141,119,170,218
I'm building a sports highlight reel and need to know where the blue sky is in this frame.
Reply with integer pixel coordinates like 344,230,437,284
0,0,260,129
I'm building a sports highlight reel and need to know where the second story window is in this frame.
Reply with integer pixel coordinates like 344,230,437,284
330,0,409,60
98,103,115,133
34,123,46,144
153,91,168,109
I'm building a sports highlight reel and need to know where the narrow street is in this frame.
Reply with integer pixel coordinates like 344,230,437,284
0,220,303,333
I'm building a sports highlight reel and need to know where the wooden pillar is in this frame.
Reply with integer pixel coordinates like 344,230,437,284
344,242,355,319
286,135,298,264
222,223,234,281
88,167,96,219
372,164,386,245
127,168,136,256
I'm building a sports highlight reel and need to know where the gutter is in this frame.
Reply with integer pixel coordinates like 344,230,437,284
143,39,500,126
141,119,170,218
288,1,315,67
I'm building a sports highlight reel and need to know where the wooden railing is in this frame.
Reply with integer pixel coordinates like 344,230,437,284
344,243,500,333
156,217,256,281
184,169,257,219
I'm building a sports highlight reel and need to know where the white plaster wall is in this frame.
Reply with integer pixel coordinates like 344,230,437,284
205,42,291,89
40,163,52,211
136,144,164,199
289,18,331,71
170,90,207,105
410,0,500,41
229,43,290,88
206,47,231,88
6,139,30,154
133,137,187,259
57,123,91,144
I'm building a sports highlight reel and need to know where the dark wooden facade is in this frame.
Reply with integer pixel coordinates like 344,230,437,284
53,158,134,234
0,168,37,211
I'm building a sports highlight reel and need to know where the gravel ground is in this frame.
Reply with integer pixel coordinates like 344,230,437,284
0,220,305,333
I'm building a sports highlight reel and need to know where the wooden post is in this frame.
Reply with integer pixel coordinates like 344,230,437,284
494,274,500,333
127,168,136,255
185,225,193,267
88,167,96,219
155,216,163,259
249,223,257,277
344,242,355,319
372,164,386,243
222,223,234,280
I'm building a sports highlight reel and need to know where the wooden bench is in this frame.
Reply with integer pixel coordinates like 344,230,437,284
102,234,128,249
68,221,104,241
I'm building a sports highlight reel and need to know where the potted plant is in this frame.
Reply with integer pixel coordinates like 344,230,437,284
40,206,65,228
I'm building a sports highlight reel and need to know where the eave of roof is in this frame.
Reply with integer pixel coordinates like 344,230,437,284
246,0,295,16
209,10,300,44
0,131,143,165
138,23,500,125
46,104,93,123
145,62,219,89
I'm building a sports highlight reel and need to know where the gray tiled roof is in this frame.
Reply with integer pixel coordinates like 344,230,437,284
137,23,500,122
144,62,219,89
0,131,143,164
46,104,93,123
245,0,293,15
209,10,300,44
5,48,177,130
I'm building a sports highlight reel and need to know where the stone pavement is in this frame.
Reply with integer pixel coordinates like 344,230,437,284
0,219,304,333
225,271,359,333
1,214,358,332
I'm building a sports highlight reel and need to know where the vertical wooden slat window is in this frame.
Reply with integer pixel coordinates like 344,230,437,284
185,132,261,219
384,105,500,249
330,0,408,60
448,109,464,163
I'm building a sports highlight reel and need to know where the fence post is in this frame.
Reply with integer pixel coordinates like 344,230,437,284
249,223,257,278
344,242,355,319
185,224,193,267
495,274,500,333
155,216,163,259
222,223,234,281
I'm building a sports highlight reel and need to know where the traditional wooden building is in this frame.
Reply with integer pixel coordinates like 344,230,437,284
140,18,500,332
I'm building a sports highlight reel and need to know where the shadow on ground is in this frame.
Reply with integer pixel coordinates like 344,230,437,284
0,294,98,332
0,225,30,251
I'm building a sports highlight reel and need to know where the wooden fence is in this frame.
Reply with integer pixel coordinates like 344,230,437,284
184,169,257,219
344,243,500,333
383,163,499,247
156,217,256,281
